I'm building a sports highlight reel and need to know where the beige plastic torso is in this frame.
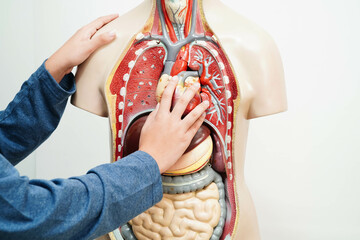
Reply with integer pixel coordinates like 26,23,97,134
73,0,287,239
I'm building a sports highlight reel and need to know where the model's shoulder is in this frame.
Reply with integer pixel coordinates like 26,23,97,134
208,4,277,53
96,1,151,36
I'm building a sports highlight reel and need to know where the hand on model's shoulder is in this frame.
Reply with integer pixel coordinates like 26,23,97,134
75,5,151,88
79,2,152,68
73,3,154,116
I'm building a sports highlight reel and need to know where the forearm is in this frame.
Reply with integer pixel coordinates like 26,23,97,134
0,151,162,240
0,61,75,165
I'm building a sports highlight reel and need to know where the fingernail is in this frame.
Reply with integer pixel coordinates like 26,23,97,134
194,83,200,89
204,100,210,107
108,29,117,37
172,76,178,82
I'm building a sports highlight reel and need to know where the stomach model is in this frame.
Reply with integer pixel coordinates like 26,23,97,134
105,0,240,239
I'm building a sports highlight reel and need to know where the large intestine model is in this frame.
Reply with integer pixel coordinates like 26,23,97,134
106,0,240,239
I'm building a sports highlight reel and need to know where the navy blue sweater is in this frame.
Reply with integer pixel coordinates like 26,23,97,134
0,62,162,239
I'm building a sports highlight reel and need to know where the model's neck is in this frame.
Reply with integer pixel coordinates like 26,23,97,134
154,0,199,40
163,0,190,24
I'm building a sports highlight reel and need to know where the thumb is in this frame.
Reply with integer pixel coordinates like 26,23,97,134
91,30,117,51
147,103,160,121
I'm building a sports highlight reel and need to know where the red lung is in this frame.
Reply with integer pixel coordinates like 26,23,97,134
109,43,165,158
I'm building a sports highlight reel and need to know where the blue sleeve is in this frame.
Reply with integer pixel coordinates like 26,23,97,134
0,150,163,240
0,61,75,165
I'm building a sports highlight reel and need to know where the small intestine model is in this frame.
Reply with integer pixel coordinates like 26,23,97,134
106,0,239,239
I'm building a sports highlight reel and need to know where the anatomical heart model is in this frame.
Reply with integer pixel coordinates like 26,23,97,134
73,0,287,239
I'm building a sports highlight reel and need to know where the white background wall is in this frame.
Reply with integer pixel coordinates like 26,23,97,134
0,0,359,239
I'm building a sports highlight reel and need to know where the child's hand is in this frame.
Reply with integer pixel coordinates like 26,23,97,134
139,76,209,173
45,14,119,83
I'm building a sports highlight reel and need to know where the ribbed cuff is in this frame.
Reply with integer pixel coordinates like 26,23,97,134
131,151,163,205
38,60,76,101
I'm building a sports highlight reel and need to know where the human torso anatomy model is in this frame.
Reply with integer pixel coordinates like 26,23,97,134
72,0,287,239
